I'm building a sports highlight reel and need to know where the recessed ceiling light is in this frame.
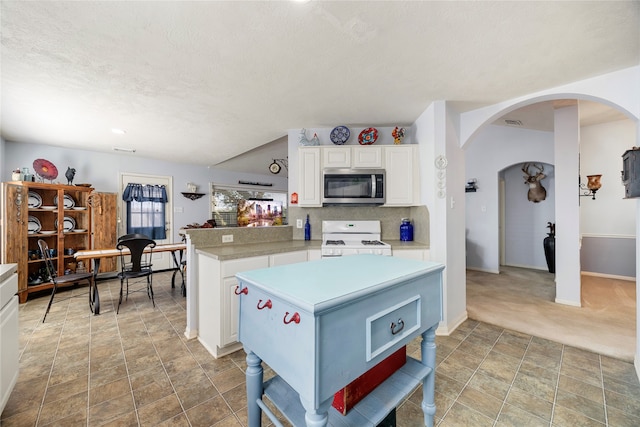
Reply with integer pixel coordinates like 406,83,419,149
111,128,126,135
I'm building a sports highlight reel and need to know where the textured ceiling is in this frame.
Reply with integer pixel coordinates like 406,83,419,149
1,1,638,168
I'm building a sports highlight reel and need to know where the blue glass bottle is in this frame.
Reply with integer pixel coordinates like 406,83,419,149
304,215,311,241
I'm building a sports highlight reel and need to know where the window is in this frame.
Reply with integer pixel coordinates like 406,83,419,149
122,183,168,239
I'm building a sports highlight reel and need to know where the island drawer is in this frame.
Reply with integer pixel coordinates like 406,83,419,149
366,295,421,361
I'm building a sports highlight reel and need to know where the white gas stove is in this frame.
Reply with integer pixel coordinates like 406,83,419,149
321,220,392,258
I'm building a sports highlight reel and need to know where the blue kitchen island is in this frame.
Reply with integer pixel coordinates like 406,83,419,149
236,254,444,427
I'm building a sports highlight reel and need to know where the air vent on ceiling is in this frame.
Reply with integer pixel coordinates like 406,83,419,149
504,119,523,126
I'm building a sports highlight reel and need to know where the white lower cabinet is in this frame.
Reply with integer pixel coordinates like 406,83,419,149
393,249,430,261
198,254,269,358
307,249,322,261
198,250,310,358
269,250,308,266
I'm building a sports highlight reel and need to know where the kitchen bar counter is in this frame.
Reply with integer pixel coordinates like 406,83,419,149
196,240,321,261
195,239,428,261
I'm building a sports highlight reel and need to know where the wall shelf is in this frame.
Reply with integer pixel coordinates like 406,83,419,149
181,192,205,201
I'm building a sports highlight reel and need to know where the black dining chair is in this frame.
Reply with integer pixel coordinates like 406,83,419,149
116,236,156,313
38,239,96,322
117,233,152,270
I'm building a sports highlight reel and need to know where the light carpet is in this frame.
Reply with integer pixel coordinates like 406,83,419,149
466,266,636,361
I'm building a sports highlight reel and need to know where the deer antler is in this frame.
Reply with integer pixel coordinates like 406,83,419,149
522,163,531,174
532,163,544,173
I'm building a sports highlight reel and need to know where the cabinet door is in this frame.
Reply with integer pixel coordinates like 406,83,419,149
323,147,351,168
353,146,382,168
90,192,118,273
269,250,308,267
384,146,419,206
1,184,27,298
308,249,322,261
298,147,322,207
222,276,240,346
392,249,426,261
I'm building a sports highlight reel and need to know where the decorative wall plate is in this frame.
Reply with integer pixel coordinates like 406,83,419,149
330,126,350,145
53,194,75,208
33,158,58,181
28,191,42,208
358,127,378,145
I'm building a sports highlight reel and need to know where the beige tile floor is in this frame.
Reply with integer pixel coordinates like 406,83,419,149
1,271,640,426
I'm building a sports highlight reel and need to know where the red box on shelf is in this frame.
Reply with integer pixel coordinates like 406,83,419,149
332,346,407,415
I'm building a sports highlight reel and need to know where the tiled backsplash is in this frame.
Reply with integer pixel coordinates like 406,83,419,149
185,205,429,247
289,205,429,243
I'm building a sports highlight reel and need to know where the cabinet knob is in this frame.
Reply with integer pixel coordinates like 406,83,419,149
234,285,248,295
283,312,300,324
257,299,272,310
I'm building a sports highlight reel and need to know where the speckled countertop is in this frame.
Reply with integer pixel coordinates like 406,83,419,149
195,240,428,261
0,263,18,283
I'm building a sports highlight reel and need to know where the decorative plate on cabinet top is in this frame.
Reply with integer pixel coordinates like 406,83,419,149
330,126,350,145
28,191,42,208
53,194,75,209
33,158,58,181
358,127,378,145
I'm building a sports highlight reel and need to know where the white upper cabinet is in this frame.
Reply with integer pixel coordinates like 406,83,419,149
298,147,322,207
323,146,382,169
352,146,383,168
297,144,420,207
323,147,351,168
384,145,420,206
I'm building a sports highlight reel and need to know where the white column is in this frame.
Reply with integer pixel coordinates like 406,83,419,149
553,104,581,306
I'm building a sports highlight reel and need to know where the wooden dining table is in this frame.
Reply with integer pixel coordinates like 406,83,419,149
74,242,187,314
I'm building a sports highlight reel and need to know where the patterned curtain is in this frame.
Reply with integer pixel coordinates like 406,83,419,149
122,184,168,239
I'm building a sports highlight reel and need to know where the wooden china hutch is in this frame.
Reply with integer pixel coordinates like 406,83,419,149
1,182,94,303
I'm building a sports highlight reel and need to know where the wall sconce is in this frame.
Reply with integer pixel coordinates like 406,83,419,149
465,178,478,193
579,174,602,200
268,158,288,174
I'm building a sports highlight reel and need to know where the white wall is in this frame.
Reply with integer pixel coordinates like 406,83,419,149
580,119,636,236
502,162,555,270
465,125,554,272
3,141,287,242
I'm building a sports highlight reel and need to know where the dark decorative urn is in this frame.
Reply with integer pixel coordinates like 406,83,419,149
543,222,556,274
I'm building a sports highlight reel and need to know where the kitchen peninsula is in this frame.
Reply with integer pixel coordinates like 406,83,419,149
183,223,430,358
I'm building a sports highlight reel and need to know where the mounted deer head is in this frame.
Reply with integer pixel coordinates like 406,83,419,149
522,163,547,203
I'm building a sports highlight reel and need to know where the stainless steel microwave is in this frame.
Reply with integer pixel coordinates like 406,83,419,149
322,168,385,206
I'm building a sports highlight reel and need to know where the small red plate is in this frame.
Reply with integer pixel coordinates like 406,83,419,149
358,127,378,145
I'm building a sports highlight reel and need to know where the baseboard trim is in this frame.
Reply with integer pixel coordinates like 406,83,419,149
436,310,468,336
466,267,500,274
636,354,640,383
555,297,581,307
184,328,198,340
581,271,636,282
503,263,548,271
